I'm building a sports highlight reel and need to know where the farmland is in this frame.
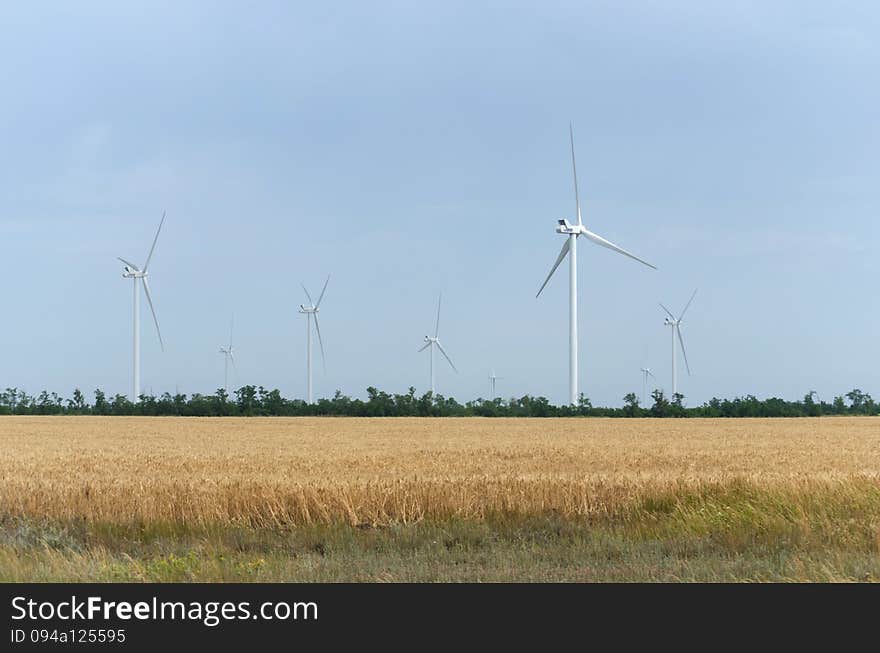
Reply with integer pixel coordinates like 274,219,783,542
1,416,879,581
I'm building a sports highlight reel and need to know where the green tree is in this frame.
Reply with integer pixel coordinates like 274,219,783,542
68,388,87,413
93,389,109,415
235,386,259,416
650,389,670,418
669,392,686,417
577,393,593,417
623,392,640,417
846,389,868,414
111,394,133,415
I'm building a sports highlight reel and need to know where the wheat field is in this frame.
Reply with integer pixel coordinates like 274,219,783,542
2,416,878,526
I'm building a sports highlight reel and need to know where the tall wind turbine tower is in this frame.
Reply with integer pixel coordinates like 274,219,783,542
219,314,236,393
118,213,166,401
660,289,697,397
299,276,329,404
536,125,656,405
418,294,457,394
488,370,503,399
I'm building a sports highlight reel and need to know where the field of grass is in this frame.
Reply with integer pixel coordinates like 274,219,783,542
1,416,879,581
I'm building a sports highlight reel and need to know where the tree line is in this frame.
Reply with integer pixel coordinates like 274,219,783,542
0,386,876,417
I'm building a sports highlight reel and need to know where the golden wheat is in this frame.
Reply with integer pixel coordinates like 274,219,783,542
1,416,878,526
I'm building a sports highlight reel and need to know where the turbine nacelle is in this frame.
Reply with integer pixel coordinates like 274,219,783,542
299,305,318,314
556,219,582,235
121,266,146,279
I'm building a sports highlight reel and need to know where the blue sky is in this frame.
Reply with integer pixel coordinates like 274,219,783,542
0,1,877,406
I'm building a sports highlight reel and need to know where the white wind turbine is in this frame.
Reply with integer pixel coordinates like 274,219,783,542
219,314,236,394
418,294,457,394
640,367,656,406
660,289,697,398
488,370,503,399
299,276,329,404
118,212,166,401
536,125,656,405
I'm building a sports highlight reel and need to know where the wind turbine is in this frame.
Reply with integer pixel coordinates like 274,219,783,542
640,367,656,406
536,125,656,405
418,294,457,394
488,370,503,399
219,314,236,394
118,212,166,401
660,289,697,398
299,276,329,404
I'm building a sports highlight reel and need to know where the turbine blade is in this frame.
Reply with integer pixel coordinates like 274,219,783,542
117,257,140,271
229,314,234,349
536,238,571,298
434,293,442,338
677,325,692,376
315,275,330,309
300,283,314,306
142,211,165,272
582,229,656,269
648,370,656,380
313,314,326,373
435,340,458,373
570,123,582,226
141,277,164,351
679,288,698,321
659,303,676,320
418,341,431,352
229,351,237,371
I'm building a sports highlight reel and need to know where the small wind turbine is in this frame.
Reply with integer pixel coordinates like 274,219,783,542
299,276,329,404
536,124,656,406
219,314,236,393
118,212,166,401
660,289,697,398
488,370,503,399
640,367,656,406
418,293,457,394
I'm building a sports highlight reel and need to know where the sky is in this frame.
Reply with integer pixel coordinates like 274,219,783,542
0,1,877,407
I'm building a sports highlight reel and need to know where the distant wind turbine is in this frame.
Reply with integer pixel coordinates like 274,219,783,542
488,370,503,399
418,294,457,394
660,289,697,397
219,314,236,393
536,125,656,405
118,212,166,401
299,276,329,404
640,367,656,406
